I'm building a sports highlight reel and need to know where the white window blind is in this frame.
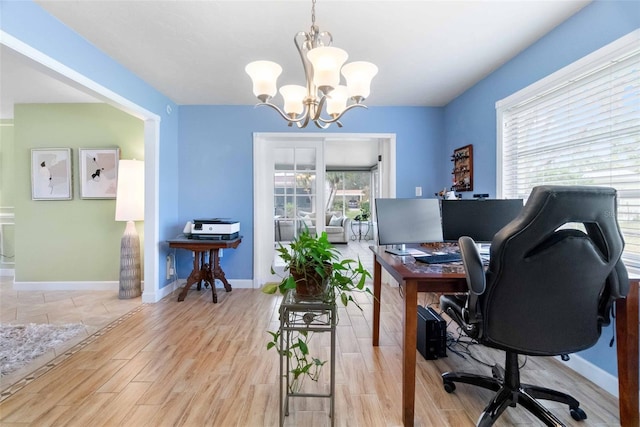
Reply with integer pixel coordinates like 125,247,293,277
497,30,640,274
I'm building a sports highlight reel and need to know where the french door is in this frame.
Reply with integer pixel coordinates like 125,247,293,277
253,133,396,288
254,136,325,285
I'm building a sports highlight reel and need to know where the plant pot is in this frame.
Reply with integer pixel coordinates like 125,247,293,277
291,263,332,299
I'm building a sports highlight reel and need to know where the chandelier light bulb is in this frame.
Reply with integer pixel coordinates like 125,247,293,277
245,60,283,101
325,85,349,117
341,61,378,101
279,85,307,115
307,46,348,93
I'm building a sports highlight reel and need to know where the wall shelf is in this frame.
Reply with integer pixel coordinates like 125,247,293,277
451,144,473,192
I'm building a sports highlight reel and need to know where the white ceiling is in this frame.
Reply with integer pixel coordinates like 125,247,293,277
1,0,591,167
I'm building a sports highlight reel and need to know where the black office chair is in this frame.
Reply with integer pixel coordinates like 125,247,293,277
439,185,629,426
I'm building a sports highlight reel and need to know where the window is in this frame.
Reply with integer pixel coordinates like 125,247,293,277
497,30,640,274
326,171,372,219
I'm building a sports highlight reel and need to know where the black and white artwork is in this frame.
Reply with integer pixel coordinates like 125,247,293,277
79,148,119,199
30,148,73,200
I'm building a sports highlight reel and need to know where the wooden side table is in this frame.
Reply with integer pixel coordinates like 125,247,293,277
167,235,242,303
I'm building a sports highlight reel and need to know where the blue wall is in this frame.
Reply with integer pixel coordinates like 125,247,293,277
443,0,640,376
443,0,640,199
176,105,444,279
0,0,181,290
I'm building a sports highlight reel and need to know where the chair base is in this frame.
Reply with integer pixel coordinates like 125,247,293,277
442,352,587,427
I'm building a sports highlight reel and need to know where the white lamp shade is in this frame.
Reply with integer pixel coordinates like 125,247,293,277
341,61,378,100
245,60,283,99
115,159,144,221
307,46,348,89
326,85,349,116
279,85,307,115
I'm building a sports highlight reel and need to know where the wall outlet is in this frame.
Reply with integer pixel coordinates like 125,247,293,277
166,255,172,280
219,249,223,258
415,186,422,197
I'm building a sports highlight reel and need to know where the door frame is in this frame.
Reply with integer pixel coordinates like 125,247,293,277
253,132,396,288
2,31,162,302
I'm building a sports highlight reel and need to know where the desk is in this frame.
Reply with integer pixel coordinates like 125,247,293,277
370,245,639,427
167,236,242,303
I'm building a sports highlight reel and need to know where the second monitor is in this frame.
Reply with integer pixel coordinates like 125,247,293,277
441,198,524,243
375,198,443,255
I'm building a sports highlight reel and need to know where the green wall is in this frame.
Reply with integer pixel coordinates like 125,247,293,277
14,104,144,282
1,120,16,271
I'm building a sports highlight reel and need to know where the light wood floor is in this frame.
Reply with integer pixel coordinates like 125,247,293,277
0,242,622,426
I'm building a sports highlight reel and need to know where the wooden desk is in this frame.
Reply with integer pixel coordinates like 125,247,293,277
370,246,639,427
167,236,242,303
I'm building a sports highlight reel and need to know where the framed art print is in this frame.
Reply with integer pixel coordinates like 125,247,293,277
79,148,120,199
31,148,73,200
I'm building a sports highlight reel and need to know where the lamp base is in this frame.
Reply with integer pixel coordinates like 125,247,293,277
119,220,142,299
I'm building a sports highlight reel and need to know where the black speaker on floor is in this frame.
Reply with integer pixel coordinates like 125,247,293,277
417,305,447,360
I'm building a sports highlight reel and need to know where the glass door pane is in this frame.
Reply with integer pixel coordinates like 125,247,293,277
274,147,317,245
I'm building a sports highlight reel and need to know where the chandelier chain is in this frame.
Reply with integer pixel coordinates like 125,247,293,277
311,0,316,28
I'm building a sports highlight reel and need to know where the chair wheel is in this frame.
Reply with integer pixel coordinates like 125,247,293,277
443,382,456,393
570,407,587,421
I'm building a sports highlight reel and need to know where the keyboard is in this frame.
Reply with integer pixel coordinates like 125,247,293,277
414,253,462,264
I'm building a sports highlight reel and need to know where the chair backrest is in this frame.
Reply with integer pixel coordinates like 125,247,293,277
481,185,628,356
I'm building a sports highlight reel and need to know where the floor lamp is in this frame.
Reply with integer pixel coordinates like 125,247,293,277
115,159,144,299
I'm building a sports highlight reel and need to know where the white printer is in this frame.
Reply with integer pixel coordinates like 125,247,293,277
190,218,240,240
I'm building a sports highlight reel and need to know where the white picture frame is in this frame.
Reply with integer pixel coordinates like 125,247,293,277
31,148,73,200
78,148,120,199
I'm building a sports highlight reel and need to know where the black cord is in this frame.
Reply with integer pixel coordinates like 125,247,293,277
446,324,528,369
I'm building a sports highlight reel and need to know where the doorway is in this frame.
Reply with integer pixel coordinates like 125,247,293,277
253,132,396,288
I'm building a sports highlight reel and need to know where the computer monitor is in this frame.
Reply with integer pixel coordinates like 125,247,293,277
375,198,443,255
441,199,524,243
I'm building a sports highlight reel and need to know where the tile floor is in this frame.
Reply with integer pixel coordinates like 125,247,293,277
0,276,143,389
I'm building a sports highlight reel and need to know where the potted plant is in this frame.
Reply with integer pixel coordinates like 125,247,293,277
262,228,372,391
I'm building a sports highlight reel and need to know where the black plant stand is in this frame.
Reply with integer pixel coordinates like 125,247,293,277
279,290,336,426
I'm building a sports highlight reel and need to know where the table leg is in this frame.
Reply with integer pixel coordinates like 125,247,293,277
616,279,639,427
402,280,418,427
197,252,206,290
373,259,382,346
178,250,204,301
212,248,233,292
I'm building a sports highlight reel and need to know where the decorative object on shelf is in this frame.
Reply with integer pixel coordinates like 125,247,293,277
245,0,378,129
451,144,473,192
435,188,459,200
30,148,73,200
78,148,119,199
262,229,371,392
115,159,144,299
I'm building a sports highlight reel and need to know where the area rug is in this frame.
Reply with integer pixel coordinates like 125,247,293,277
0,323,86,377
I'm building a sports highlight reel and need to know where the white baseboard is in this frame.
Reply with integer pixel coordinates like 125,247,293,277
555,354,619,398
147,278,256,303
0,268,15,277
13,278,256,300
14,280,121,291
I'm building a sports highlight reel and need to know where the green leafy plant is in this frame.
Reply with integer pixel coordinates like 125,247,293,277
262,229,372,391
262,229,371,307
266,329,325,392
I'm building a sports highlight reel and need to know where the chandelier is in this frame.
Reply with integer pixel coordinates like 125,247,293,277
245,0,378,129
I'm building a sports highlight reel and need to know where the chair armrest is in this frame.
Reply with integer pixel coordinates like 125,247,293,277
458,236,486,323
341,217,351,242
